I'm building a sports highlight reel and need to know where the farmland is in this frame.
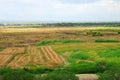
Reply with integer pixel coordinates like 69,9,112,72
0,26,120,80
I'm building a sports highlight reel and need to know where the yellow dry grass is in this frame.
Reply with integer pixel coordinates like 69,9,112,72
0,27,120,33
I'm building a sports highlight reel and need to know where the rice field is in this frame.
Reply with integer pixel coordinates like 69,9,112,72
0,46,65,68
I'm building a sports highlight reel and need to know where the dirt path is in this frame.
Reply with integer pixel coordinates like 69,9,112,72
75,74,98,80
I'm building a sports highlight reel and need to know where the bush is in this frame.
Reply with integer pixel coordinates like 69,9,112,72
0,67,12,75
86,31,103,36
61,39,81,43
36,39,82,46
0,47,4,51
99,65,120,80
118,31,120,34
3,69,34,80
36,40,58,46
95,39,119,42
39,70,79,80
27,68,54,74
65,61,104,74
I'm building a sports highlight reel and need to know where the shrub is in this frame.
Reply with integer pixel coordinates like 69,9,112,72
39,70,79,80
118,31,120,34
61,39,81,43
65,61,104,74
0,47,4,51
0,67,12,75
86,31,103,36
36,40,58,46
3,69,34,80
36,39,82,46
95,39,119,42
99,65,120,80
27,68,54,74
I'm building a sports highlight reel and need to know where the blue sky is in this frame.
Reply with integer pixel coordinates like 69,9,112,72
0,0,120,22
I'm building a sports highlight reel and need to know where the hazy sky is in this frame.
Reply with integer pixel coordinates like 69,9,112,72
0,0,120,22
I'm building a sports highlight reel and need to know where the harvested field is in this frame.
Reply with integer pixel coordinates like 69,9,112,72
7,46,64,68
41,46,64,66
0,47,25,55
8,46,44,68
0,47,25,66
0,55,12,66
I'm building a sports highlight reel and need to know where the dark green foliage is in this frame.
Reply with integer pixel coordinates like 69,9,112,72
0,67,12,75
36,39,82,46
27,68,54,74
3,69,34,80
99,48,120,58
95,39,119,42
36,40,58,46
0,47,4,51
1,22,120,27
99,65,120,80
0,67,35,80
86,31,103,36
65,61,104,74
39,70,79,80
118,31,120,34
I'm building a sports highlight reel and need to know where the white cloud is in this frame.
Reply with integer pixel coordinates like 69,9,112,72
0,0,120,22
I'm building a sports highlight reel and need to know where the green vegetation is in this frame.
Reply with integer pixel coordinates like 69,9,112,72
0,47,4,51
0,67,78,80
64,61,104,74
36,39,82,46
1,22,120,27
95,39,119,42
51,42,120,79
38,70,78,80
0,67,34,80
86,31,103,36
1,40,120,80
118,31,120,34
99,48,120,58
99,65,120,80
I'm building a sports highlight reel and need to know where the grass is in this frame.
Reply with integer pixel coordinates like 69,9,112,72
51,43,120,53
99,48,120,58
0,47,4,51
67,51,91,63
51,42,120,74
36,39,83,46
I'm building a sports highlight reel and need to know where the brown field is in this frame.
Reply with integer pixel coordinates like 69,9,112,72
0,46,64,68
0,47,25,55
0,47,25,67
0,27,120,47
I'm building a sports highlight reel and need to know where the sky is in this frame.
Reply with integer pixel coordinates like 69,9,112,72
0,0,120,22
